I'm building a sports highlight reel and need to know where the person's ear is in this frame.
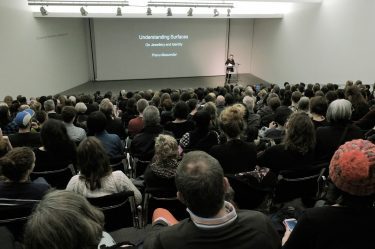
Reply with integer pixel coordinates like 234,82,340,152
177,191,185,205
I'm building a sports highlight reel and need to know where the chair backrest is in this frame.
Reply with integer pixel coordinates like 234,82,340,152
0,198,39,240
30,164,76,189
86,191,138,231
274,166,326,206
142,187,187,227
226,173,276,210
130,157,150,178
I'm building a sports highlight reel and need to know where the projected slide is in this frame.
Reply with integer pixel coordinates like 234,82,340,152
94,19,227,81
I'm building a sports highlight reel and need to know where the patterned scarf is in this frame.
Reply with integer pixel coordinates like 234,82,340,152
150,159,178,178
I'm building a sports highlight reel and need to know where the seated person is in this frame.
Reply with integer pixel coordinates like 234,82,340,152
99,99,126,140
87,111,124,159
23,190,134,249
144,134,179,192
0,147,49,200
315,99,364,163
144,151,280,249
9,109,42,148
309,96,328,129
209,104,257,174
179,110,220,154
258,112,316,175
282,139,375,249
164,101,195,141
66,137,141,205
33,119,76,172
127,98,148,138
61,106,86,144
130,106,166,162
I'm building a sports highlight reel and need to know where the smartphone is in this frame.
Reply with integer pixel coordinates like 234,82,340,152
283,218,297,231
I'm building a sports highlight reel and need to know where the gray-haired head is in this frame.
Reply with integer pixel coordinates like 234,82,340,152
143,105,160,126
136,98,149,114
326,99,352,123
297,96,310,113
43,99,55,112
242,95,255,110
23,190,104,249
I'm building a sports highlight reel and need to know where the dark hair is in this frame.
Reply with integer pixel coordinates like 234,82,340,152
61,106,77,123
175,151,224,218
77,137,111,191
224,93,234,106
0,147,35,182
267,96,281,111
0,106,11,126
325,90,338,104
284,112,316,155
162,98,173,111
310,96,328,116
193,110,211,129
291,91,302,104
274,106,293,126
24,190,104,249
41,119,76,158
187,99,198,112
87,111,107,134
173,101,189,120
35,110,47,125
180,92,191,102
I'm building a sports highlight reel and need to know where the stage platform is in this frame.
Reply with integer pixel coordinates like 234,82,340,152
60,73,269,96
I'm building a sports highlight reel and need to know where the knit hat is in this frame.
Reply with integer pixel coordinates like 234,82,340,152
14,109,35,128
329,139,375,196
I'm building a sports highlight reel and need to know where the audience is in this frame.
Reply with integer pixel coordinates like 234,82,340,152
8,109,42,148
127,98,149,138
282,139,375,249
209,104,257,174
33,119,76,172
144,134,179,192
0,147,50,199
66,137,142,204
61,106,86,144
99,98,126,140
144,151,280,249
43,99,61,120
309,96,328,129
164,101,195,141
23,190,127,249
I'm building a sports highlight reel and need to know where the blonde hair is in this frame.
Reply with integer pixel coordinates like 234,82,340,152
219,104,246,138
154,134,178,162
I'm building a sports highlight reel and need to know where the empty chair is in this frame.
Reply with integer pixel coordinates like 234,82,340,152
87,190,139,231
0,198,39,241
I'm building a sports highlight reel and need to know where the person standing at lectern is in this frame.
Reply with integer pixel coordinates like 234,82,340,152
225,54,235,82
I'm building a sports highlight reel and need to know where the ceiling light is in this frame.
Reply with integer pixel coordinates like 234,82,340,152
167,7,172,16
214,8,219,17
227,8,231,17
146,7,152,15
116,7,122,16
40,6,48,16
187,7,193,16
80,6,88,16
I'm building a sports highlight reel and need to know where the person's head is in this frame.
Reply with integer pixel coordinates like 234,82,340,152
0,147,35,182
41,119,75,155
175,151,227,218
203,102,217,120
267,96,281,111
77,137,111,191
43,99,55,112
35,110,48,127
284,112,316,155
136,98,149,115
193,109,211,130
153,134,179,163
229,54,233,60
162,98,173,111
187,98,198,112
297,96,310,113
291,91,302,105
326,99,352,124
61,106,77,123
143,105,160,127
75,102,87,114
242,96,255,110
173,101,189,120
24,190,104,249
14,109,35,130
310,96,328,116
216,95,225,106
99,98,114,118
87,111,107,134
345,85,367,106
329,139,375,207
0,105,11,125
219,105,245,139
274,106,293,127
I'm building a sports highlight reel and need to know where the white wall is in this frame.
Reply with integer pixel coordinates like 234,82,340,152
251,0,375,85
228,19,254,75
0,0,90,99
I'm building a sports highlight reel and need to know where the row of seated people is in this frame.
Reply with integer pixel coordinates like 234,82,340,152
2,140,375,249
